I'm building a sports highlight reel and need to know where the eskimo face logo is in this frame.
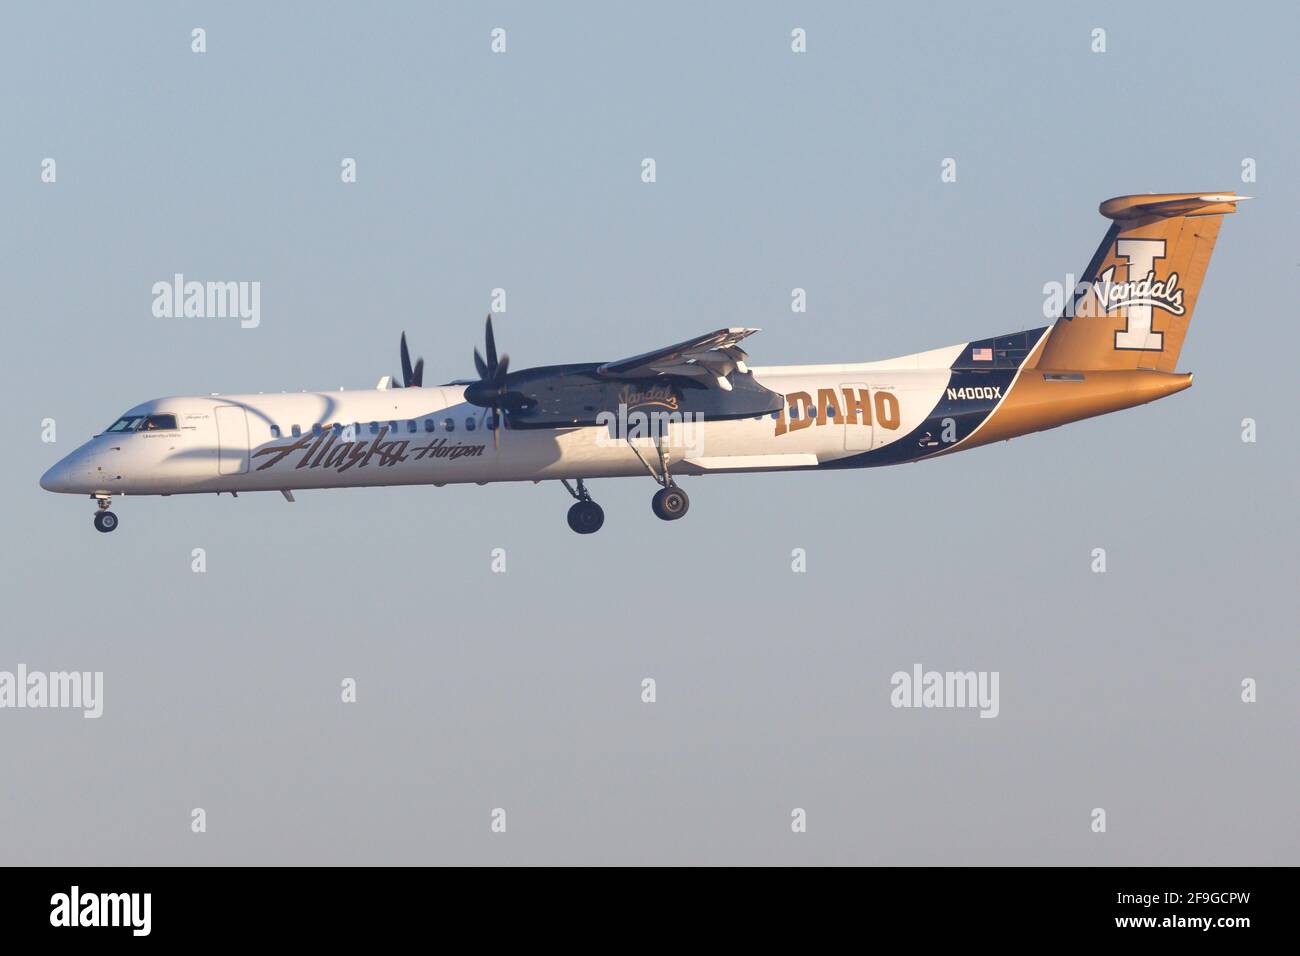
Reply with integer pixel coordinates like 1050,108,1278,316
1093,238,1183,351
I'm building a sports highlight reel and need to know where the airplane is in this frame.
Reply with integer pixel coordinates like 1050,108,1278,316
41,192,1245,535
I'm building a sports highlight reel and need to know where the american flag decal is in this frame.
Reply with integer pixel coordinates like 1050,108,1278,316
972,347,993,361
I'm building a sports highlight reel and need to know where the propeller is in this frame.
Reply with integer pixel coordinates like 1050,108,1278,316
464,315,527,447
395,331,424,388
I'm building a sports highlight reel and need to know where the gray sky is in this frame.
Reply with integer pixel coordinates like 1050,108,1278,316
2,1,1296,865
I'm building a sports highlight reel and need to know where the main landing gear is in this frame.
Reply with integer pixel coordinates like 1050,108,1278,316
559,441,691,534
626,429,690,522
651,485,689,521
561,478,605,535
92,495,118,533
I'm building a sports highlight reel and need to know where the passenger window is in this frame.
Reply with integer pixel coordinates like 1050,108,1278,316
443,418,455,432
271,425,281,438
291,425,301,437
369,422,379,435
141,414,178,431
407,420,417,434
424,419,434,433
789,407,799,419
312,423,323,436
465,417,476,431
827,407,836,418
331,423,342,436
388,420,397,432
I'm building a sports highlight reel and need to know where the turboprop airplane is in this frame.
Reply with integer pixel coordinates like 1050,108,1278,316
41,192,1245,534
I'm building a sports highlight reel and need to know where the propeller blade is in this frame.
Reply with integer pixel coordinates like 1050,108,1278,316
411,357,424,387
465,317,516,440
400,332,414,386
484,315,498,371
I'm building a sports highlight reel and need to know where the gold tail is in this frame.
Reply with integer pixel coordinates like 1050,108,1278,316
1034,192,1246,372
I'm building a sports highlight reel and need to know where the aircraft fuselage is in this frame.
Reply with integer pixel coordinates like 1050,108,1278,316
40,325,1191,503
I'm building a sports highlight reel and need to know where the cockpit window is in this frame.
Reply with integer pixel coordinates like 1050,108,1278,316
140,414,178,431
105,415,145,433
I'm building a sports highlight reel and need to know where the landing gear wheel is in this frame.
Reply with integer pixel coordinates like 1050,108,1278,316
651,486,689,521
567,500,605,535
93,510,118,533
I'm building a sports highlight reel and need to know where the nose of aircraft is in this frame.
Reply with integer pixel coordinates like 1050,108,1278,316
40,457,70,489
40,457,75,493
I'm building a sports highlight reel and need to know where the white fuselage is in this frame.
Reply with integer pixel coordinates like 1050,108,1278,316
40,344,968,499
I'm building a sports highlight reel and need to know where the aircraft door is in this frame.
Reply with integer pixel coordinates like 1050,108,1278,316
215,405,250,475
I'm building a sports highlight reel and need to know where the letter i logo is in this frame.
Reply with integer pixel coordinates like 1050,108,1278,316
1112,238,1166,351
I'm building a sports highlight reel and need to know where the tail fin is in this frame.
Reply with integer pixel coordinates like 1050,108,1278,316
1034,192,1246,372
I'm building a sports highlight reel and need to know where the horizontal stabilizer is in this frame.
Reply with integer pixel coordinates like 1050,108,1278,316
1099,192,1249,221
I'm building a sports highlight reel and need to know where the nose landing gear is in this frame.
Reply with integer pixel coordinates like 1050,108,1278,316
92,495,118,533
561,478,604,534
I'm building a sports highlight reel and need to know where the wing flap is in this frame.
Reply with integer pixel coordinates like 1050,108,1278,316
596,328,760,380
682,453,820,471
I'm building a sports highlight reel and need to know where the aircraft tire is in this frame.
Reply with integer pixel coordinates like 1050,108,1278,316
651,487,689,521
567,501,604,534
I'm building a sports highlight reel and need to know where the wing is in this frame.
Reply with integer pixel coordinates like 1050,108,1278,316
596,327,759,391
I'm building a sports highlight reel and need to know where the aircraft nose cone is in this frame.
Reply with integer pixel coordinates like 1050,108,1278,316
40,460,71,492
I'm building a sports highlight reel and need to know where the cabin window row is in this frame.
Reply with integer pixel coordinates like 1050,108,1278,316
787,405,838,420
269,416,496,440
750,408,837,421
